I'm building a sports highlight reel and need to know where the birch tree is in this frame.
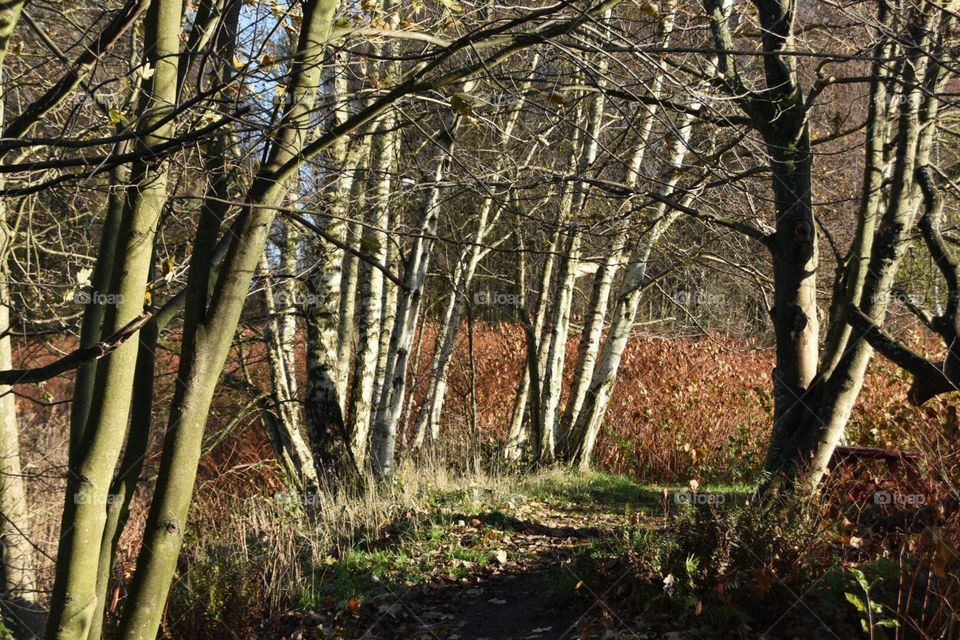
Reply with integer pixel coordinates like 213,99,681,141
349,113,396,467
538,58,609,461
410,55,541,449
370,83,474,477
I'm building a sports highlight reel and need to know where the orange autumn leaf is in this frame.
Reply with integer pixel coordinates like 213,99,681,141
346,596,361,615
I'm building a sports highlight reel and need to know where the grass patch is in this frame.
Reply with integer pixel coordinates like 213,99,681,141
522,468,753,515
522,469,654,508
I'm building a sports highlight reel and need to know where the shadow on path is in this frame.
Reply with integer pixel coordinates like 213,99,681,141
363,563,592,640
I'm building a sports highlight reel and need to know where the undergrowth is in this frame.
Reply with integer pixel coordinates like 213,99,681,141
159,457,959,639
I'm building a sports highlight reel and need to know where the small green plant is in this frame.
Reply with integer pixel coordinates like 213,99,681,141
844,567,899,639
0,620,16,640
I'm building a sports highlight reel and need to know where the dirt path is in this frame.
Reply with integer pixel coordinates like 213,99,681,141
350,503,634,640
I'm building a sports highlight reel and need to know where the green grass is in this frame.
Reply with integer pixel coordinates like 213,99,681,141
523,470,648,505
208,470,759,618
301,494,507,609
521,469,754,514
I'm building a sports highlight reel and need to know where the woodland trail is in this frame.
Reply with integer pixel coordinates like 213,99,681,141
278,491,652,640
359,502,632,640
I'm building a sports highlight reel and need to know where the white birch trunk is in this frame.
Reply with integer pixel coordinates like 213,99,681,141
370,210,398,426
504,226,560,460
538,53,608,460
538,229,581,460
370,86,474,477
335,159,369,402
568,110,697,469
260,248,321,494
557,230,627,449
348,113,395,467
0,312,41,639
304,57,370,474
345,0,400,468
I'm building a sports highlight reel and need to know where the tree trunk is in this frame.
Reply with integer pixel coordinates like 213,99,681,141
409,213,492,449
504,226,560,461
335,149,370,403
565,110,697,468
781,8,944,490
114,2,340,638
260,246,322,493
0,3,42,634
538,229,581,461
0,234,42,640
557,230,627,446
46,0,184,633
370,90,472,477
538,57,607,461
348,112,396,468
304,57,369,479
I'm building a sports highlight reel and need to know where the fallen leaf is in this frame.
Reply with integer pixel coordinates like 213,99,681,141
346,596,361,615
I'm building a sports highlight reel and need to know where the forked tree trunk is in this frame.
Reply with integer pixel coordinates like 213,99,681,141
114,2,341,638
557,230,627,443
699,0,946,494
85,10,245,632
504,226,560,460
538,54,607,460
349,112,396,467
86,8,246,633
553,0,677,456
564,210,679,468
46,0,184,633
538,229,581,461
370,89,472,477
564,109,697,468
777,7,945,490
